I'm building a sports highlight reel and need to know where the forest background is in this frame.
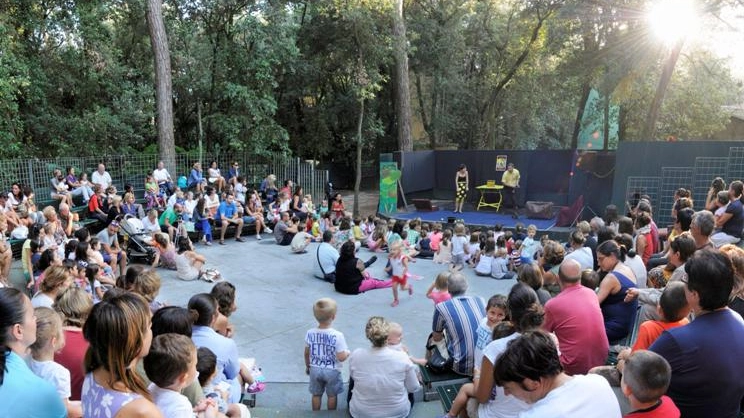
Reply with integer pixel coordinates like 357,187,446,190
1,0,743,172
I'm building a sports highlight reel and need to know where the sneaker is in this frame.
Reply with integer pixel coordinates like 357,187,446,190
256,234,262,241
245,382,266,393
219,240,226,245
390,300,399,307
264,227,272,233
408,285,414,296
236,237,246,242
205,241,212,246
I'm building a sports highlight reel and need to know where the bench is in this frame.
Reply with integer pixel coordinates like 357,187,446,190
436,383,464,413
418,364,470,401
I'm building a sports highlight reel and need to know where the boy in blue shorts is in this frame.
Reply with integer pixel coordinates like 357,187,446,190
304,298,350,411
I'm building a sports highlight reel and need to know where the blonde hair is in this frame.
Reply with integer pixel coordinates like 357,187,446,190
435,271,451,290
365,316,390,348
40,266,70,293
527,224,537,233
130,269,162,302
30,307,63,354
454,223,466,236
55,287,93,327
387,322,403,339
496,247,508,257
313,298,337,323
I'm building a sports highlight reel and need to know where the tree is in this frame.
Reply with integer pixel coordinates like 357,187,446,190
146,0,176,173
392,0,412,151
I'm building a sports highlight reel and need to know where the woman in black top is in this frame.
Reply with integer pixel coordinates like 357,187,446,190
334,241,390,295
454,164,468,213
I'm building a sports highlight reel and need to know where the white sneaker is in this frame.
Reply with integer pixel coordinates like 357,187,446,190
264,227,272,233
256,234,262,240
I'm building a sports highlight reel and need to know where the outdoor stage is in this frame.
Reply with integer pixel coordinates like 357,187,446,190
378,196,577,237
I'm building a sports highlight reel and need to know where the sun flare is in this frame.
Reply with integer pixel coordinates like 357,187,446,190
647,0,700,46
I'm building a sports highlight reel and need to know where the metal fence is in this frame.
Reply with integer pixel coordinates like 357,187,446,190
0,152,329,205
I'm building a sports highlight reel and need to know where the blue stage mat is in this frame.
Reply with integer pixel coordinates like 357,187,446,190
383,210,556,230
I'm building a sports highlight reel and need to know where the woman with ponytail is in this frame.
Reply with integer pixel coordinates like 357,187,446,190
596,240,639,343
81,292,162,418
0,287,66,417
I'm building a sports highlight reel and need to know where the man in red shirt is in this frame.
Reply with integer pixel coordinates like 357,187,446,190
543,259,608,375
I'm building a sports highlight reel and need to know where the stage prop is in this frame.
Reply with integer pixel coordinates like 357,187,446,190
379,162,401,213
476,181,503,211
556,195,585,227
525,201,554,220
412,199,439,212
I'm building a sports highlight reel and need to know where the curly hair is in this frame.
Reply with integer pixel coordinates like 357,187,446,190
365,316,390,348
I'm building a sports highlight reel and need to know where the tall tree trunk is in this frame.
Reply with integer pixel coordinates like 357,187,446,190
146,0,175,174
354,98,364,218
392,0,412,151
571,83,592,149
642,39,684,140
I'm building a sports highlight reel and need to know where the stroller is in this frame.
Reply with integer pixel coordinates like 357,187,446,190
120,215,157,265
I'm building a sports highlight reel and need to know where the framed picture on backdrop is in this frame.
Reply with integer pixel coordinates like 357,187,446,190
496,155,508,171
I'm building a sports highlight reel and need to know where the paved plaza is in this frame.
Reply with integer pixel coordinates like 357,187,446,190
155,236,516,416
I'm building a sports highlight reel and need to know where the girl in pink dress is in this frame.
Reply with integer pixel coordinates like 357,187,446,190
425,271,452,305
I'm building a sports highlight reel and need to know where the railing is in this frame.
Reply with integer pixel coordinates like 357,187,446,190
0,152,329,206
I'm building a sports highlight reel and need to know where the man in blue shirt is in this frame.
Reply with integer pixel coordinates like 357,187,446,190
216,192,245,244
431,272,485,376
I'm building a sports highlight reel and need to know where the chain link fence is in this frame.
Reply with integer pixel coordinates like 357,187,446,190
0,152,329,205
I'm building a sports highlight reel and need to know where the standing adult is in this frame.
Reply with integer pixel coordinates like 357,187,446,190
543,259,608,375
348,316,421,418
454,164,469,213
431,272,486,376
82,292,163,418
494,331,622,418
501,162,520,218
650,250,744,418
334,241,387,294
314,230,339,282
91,163,112,190
711,180,744,247
152,160,173,196
596,240,638,343
0,288,66,418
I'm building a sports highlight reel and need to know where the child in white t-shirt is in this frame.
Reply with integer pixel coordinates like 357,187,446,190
450,223,470,271
304,298,350,411
196,347,246,417
144,333,220,418
291,222,314,254
29,307,82,418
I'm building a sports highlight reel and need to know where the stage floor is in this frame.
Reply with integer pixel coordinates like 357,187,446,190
381,208,557,230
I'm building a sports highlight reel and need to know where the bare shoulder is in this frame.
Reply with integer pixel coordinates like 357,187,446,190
116,398,164,418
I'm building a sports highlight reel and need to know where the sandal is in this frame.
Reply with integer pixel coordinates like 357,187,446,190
245,382,266,393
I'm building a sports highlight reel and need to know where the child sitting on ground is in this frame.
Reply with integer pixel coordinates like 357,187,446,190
621,350,680,417
196,347,246,417
416,226,434,259
367,224,388,252
291,222,314,254
361,215,376,238
145,333,220,418
465,231,481,267
425,271,452,305
304,298,350,411
29,307,82,418
508,239,523,271
352,217,367,243
475,238,496,276
387,241,413,307
152,233,177,270
491,247,516,280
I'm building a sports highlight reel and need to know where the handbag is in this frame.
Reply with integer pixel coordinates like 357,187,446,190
425,332,453,374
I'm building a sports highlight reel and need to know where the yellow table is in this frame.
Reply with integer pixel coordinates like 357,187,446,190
476,184,503,211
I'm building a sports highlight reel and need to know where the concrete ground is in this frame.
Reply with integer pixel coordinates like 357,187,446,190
6,191,629,417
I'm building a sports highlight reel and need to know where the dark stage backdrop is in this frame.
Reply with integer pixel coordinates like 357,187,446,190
394,150,615,219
